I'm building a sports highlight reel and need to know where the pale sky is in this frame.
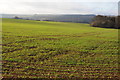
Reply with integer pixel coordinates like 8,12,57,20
0,0,119,15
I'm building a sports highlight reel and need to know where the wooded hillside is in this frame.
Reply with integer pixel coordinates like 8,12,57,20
91,15,120,29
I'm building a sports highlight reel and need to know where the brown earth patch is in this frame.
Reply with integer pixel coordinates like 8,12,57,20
39,38,60,40
28,46,37,49
2,60,119,79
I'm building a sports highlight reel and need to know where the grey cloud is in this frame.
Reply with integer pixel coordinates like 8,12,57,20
22,2,94,14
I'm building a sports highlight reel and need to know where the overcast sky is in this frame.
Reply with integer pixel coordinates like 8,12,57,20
0,0,119,15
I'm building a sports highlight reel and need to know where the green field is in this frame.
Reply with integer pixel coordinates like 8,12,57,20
2,18,119,79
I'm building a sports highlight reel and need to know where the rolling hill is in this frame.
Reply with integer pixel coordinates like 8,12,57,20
2,18,119,79
1,14,95,23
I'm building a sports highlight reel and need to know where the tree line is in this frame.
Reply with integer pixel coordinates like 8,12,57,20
90,15,120,29
14,15,120,29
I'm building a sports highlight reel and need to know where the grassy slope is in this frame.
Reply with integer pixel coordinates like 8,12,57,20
2,18,119,78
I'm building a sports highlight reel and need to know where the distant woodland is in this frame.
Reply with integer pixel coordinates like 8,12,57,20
90,15,120,29
13,14,120,29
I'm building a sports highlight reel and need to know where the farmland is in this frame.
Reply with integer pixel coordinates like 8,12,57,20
2,18,119,79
